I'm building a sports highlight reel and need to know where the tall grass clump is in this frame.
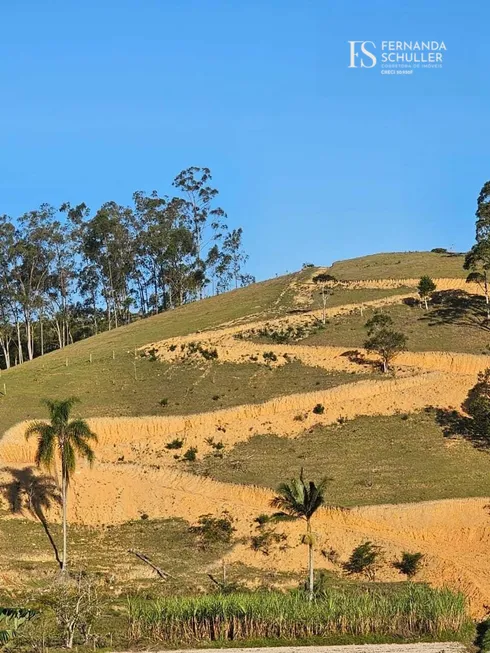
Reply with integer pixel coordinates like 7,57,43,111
128,584,469,645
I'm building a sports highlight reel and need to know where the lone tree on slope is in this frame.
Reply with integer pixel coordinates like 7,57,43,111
312,273,337,325
417,276,437,310
25,397,97,573
363,312,407,373
270,469,327,601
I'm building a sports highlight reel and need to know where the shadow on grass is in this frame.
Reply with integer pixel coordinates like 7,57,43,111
432,408,490,452
413,290,490,332
0,466,62,568
340,349,382,372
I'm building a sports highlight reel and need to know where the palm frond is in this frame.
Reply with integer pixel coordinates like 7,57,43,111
42,396,80,427
270,472,327,521
72,435,96,466
66,419,98,443
25,422,56,469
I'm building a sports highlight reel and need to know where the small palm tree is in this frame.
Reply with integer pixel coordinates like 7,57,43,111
25,397,97,573
270,469,327,600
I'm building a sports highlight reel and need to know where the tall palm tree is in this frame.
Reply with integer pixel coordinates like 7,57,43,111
270,469,327,601
25,397,97,573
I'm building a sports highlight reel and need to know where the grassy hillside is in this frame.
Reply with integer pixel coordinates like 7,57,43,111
197,411,490,505
0,273,299,434
1,249,489,651
301,290,490,355
328,251,466,280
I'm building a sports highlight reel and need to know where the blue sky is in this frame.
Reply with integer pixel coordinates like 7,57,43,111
0,0,486,280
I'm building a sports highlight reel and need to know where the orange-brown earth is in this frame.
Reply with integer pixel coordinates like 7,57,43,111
1,277,490,617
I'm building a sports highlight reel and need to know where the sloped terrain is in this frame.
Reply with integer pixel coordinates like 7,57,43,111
1,251,490,618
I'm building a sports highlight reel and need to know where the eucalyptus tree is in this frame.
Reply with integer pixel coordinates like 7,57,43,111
312,273,337,324
465,180,490,321
25,397,97,573
10,205,58,360
173,167,227,297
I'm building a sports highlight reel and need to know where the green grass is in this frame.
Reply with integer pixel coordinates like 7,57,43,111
328,251,467,280
197,411,490,505
0,358,364,433
301,290,490,355
127,586,470,645
0,273,304,435
308,286,411,311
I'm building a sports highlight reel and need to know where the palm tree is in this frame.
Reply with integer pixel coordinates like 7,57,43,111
270,469,327,601
25,397,97,573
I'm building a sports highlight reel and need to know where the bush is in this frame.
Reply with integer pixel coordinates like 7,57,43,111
463,368,490,441
262,351,278,363
393,551,424,579
343,541,384,581
431,247,448,254
165,438,183,450
182,447,198,462
312,403,325,415
159,398,169,407
189,511,236,549
250,528,287,556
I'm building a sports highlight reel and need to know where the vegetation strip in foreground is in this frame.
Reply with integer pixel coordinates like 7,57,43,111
127,586,470,645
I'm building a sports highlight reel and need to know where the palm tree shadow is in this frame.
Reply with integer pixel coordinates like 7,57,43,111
0,466,62,568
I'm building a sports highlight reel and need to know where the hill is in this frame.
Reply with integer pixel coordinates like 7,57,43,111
1,248,490,646
328,251,467,280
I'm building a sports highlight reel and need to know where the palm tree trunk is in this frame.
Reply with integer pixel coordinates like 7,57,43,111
307,519,314,601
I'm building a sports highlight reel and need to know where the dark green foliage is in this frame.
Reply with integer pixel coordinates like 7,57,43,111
0,607,36,646
343,541,384,581
205,437,225,452
364,312,407,373
476,618,490,653
312,273,337,284
393,551,424,579
271,471,327,522
417,276,437,309
165,438,184,450
185,342,219,360
365,312,394,333
250,527,287,556
312,403,325,415
183,447,198,462
189,511,236,549
159,398,169,407
463,368,490,442
431,248,448,253
464,180,490,321
262,351,277,363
